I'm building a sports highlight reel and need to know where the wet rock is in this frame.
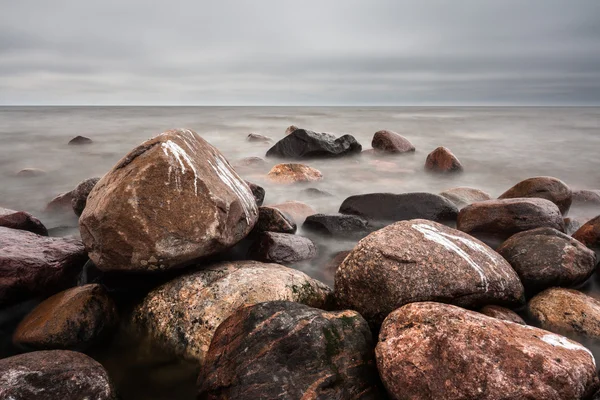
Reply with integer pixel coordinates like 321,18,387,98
79,129,258,272
371,130,415,153
131,260,332,363
270,200,316,225
45,191,75,214
301,187,333,198
267,163,323,184
247,133,272,142
439,186,492,209
68,135,93,145
499,176,572,215
528,287,600,341
248,232,317,264
0,350,117,399
424,146,463,173
233,156,267,169
13,284,118,351
572,189,600,211
16,168,46,177
245,180,265,206
376,302,598,400
285,125,299,135
266,128,362,159
479,305,526,325
253,206,296,234
457,198,565,242
339,192,458,228
303,213,370,239
497,228,596,295
0,227,87,306
0,207,48,235
335,219,524,326
199,301,382,400
71,177,100,216
573,215,600,250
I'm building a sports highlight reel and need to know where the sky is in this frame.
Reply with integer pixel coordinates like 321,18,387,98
1,0,599,105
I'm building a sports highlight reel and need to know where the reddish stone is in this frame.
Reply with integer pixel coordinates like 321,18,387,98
371,130,415,153
499,176,572,215
573,215,600,250
0,207,47,236
424,146,463,173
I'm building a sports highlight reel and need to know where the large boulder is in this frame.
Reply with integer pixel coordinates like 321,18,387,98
0,350,117,399
266,129,362,159
339,192,458,228
335,219,524,326
0,227,87,306
424,146,463,173
198,301,382,399
266,163,323,184
376,302,598,400
497,228,596,294
303,213,371,239
131,261,332,363
479,305,526,325
0,207,48,235
499,176,572,215
371,130,415,153
270,200,316,225
79,129,258,272
439,187,492,209
457,198,565,242
253,206,296,234
573,215,600,250
13,284,118,351
71,177,100,216
248,232,317,264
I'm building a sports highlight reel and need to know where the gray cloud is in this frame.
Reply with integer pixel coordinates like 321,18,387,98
1,0,599,105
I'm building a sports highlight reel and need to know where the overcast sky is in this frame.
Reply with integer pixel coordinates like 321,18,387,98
1,0,599,105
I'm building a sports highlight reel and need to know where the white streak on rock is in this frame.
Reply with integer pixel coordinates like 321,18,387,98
161,140,199,195
541,333,595,366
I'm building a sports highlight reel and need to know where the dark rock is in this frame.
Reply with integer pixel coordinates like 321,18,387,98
564,217,586,235
0,227,87,306
371,130,415,153
16,168,46,177
13,284,118,351
68,135,93,145
71,177,100,216
267,163,323,184
266,129,362,159
303,213,370,239
254,206,296,234
45,191,75,214
0,350,117,399
424,146,463,173
248,232,317,264
301,187,333,198
335,219,524,327
573,215,600,250
499,176,572,215
247,133,272,142
199,301,382,399
479,305,526,325
0,207,48,235
439,187,492,209
497,228,596,294
245,181,265,206
270,201,316,225
376,302,598,400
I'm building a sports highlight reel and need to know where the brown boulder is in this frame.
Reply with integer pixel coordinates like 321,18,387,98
253,206,296,234
573,215,600,250
0,207,48,235
335,219,524,326
479,305,526,325
270,200,316,225
199,301,382,399
439,186,492,209
499,176,572,215
424,146,463,173
371,130,415,153
248,232,317,264
267,163,323,184
376,302,598,400
71,177,100,216
79,129,258,272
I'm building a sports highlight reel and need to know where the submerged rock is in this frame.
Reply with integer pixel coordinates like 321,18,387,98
199,301,382,399
0,207,48,235
267,163,323,184
335,219,524,326
479,305,526,325
376,302,598,400
16,168,46,177
300,187,333,198
79,129,258,272
424,146,463,173
371,130,415,153
233,156,267,169
45,191,75,214
68,135,93,145
253,206,296,234
247,133,272,142
303,213,370,239
266,129,362,159
71,177,100,216
573,215,600,250
499,176,572,215
572,190,600,214
439,187,492,209
248,232,317,264
270,201,316,225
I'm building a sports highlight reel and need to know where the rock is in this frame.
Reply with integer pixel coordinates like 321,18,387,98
285,125,299,135
371,130,415,153
439,187,492,209
13,284,118,351
572,189,600,209
0,227,87,306
499,176,572,215
45,191,75,214
0,350,116,399
16,168,46,177
497,228,596,294
335,219,524,326
479,305,526,325
301,187,333,198
199,301,382,399
573,215,600,250
248,232,317,264
267,163,323,184
0,207,48,235
266,129,362,159
247,133,272,142
233,156,267,169
424,146,463,173
339,192,458,228
245,180,265,206
270,201,316,225
131,260,332,362
71,177,100,216
68,135,93,145
254,206,296,234
528,287,600,341
303,213,370,239
376,302,598,400
79,129,258,272
457,198,565,242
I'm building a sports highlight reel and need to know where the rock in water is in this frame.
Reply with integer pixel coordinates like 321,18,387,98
0,227,87,306
246,133,272,142
79,129,258,272
270,201,316,225
199,301,382,399
13,284,118,351
439,187,492,209
266,129,362,159
248,232,317,264
0,207,48,235
0,350,117,399
303,213,371,239
253,206,296,234
267,163,323,184
71,177,100,216
499,176,572,215
497,228,596,294
16,167,46,177
424,146,463,173
131,260,332,363
573,215,600,250
335,219,524,326
371,130,415,153
479,305,526,325
245,180,265,206
68,135,93,145
45,191,75,214
376,302,598,400
285,125,299,135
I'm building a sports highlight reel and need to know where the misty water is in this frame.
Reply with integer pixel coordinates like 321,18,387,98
1,106,600,399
